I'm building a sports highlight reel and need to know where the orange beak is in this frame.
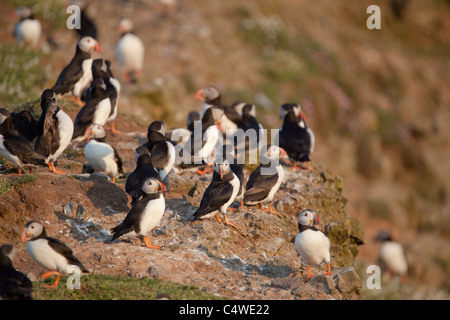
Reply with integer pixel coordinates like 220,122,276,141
215,120,222,131
158,181,167,192
21,229,31,241
219,166,223,180
278,147,287,158
92,42,102,53
194,89,205,101
313,213,321,225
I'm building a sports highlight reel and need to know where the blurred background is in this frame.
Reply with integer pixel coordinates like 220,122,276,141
1,0,449,299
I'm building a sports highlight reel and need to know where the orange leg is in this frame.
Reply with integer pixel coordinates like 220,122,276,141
302,266,313,283
215,214,223,223
143,236,161,249
70,95,83,106
239,201,248,213
48,162,66,174
41,271,62,288
196,166,213,175
301,161,314,172
258,203,282,218
223,216,239,230
18,168,23,175
324,264,332,276
112,177,116,183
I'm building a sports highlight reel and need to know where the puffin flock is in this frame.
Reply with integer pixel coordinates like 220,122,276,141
1,4,406,300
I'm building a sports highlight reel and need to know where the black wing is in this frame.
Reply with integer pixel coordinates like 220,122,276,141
52,62,83,95
279,124,311,162
193,179,234,220
3,135,46,165
46,237,88,272
244,165,279,203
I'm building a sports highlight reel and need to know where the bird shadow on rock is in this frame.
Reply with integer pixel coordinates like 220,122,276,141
84,174,130,216
197,244,292,278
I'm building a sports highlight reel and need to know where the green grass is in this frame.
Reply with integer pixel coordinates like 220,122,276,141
0,171,38,196
33,274,225,300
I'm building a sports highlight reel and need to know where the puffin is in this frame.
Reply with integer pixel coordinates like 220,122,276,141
0,109,46,175
72,78,111,142
12,6,41,48
83,123,124,183
375,230,408,282
243,144,286,217
295,209,332,282
279,106,314,171
141,120,175,182
115,18,145,83
192,159,240,229
194,85,241,135
22,220,89,288
111,177,167,249
219,145,246,212
126,145,159,207
34,89,74,174
52,36,102,105
178,106,224,174
0,244,33,300
235,103,264,154
91,58,121,134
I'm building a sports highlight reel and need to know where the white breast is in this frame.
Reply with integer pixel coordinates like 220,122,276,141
84,140,119,177
159,142,175,181
199,126,219,162
15,19,41,47
115,34,145,72
379,241,408,276
92,98,112,125
266,164,284,202
138,195,166,235
219,173,240,214
27,239,70,273
295,229,331,266
73,59,93,97
48,110,74,163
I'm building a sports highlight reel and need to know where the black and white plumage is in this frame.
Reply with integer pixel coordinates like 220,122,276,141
52,36,102,105
13,6,41,48
178,106,224,171
72,78,111,141
234,103,264,154
243,144,286,217
0,244,33,300
0,109,46,175
83,124,124,183
126,146,159,207
279,103,315,171
295,209,331,282
192,159,240,229
141,121,175,182
111,177,167,249
219,145,246,212
34,89,74,174
195,86,241,135
91,59,121,133
115,18,144,83
21,220,89,288
375,230,408,281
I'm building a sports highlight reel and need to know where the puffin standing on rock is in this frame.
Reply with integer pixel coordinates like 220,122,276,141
52,36,102,105
295,209,332,282
375,230,408,282
141,121,175,182
243,144,286,217
83,123,124,183
192,159,240,229
279,103,315,171
111,177,167,249
22,220,89,288
126,146,159,207
34,89,74,174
